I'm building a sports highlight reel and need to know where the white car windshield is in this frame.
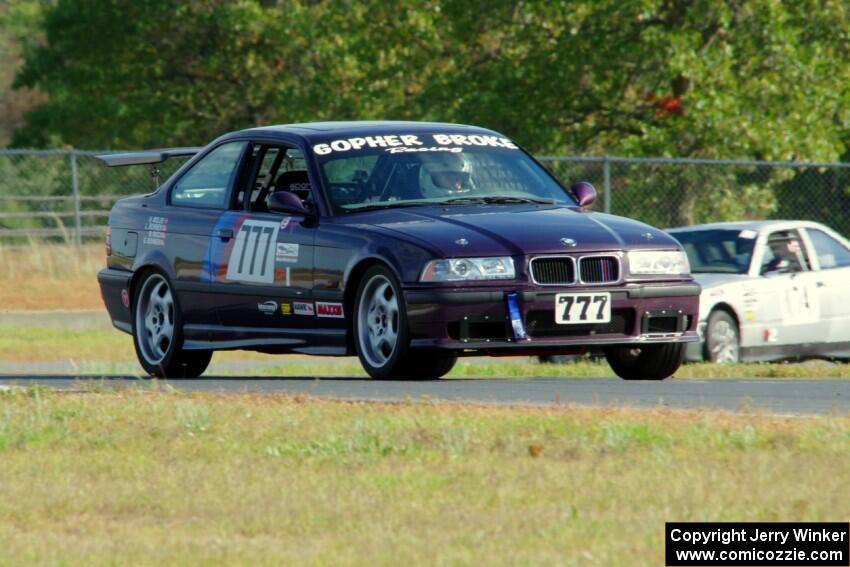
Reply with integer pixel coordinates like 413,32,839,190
671,229,757,274
312,132,574,213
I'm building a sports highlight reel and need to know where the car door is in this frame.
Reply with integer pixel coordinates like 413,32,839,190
802,227,850,352
162,140,248,327
207,144,317,333
755,229,824,351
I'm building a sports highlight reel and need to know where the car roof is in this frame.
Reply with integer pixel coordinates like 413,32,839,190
230,121,504,143
667,220,830,234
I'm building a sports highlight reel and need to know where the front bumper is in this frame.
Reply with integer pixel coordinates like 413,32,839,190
404,283,700,353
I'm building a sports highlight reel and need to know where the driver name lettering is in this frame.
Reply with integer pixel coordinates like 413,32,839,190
143,215,168,246
313,134,518,155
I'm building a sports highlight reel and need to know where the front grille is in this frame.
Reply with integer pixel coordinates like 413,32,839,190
579,256,619,283
530,257,575,285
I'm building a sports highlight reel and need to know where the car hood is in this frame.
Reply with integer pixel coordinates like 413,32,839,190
691,273,752,290
346,204,679,257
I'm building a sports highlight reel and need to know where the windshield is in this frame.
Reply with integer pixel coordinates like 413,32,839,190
313,132,574,213
671,229,757,274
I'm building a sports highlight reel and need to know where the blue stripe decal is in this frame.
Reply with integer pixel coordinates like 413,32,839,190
201,211,244,283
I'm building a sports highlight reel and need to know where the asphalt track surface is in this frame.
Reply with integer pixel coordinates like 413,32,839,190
1,375,848,415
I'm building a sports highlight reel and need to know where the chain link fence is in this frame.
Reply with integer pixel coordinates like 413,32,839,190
0,150,187,241
540,156,850,237
2,149,850,241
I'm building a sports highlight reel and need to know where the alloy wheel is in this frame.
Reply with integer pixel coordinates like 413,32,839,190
357,274,400,368
135,274,175,365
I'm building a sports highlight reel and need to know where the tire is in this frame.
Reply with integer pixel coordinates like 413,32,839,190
538,355,581,364
704,310,740,363
604,343,685,380
397,353,457,380
353,265,455,380
132,271,212,378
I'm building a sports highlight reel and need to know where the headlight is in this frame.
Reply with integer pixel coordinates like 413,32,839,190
420,257,515,282
628,250,690,275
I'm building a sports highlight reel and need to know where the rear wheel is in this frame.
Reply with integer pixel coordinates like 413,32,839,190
705,310,740,363
132,272,211,378
604,343,685,380
353,265,455,380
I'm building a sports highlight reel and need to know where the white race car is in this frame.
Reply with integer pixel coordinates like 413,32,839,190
668,221,850,363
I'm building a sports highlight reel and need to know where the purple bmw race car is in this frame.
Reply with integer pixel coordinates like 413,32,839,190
97,121,700,380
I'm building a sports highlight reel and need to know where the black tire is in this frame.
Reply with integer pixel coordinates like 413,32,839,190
131,271,212,378
397,353,457,380
604,343,685,380
704,310,741,363
353,265,454,380
537,355,581,364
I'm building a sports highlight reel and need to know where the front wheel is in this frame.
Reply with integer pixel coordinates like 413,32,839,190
353,265,455,380
705,310,740,363
132,271,211,378
604,343,685,380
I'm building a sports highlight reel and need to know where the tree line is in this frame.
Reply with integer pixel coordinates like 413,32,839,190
3,0,850,227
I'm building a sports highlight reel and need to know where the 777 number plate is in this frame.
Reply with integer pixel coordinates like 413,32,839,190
554,292,611,325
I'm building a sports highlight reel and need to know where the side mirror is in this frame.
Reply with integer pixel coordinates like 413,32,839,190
570,181,597,208
268,191,311,216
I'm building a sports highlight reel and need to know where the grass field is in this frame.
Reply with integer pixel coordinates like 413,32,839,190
0,388,846,565
3,325,850,378
0,243,102,310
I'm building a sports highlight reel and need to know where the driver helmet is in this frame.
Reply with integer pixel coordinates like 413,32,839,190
417,152,475,198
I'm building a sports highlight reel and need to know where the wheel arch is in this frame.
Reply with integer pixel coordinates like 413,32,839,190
128,264,174,310
707,302,741,329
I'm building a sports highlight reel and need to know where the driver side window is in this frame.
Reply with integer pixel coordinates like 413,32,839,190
760,230,811,274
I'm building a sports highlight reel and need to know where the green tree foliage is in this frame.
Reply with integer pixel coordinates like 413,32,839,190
0,0,46,146
11,0,850,225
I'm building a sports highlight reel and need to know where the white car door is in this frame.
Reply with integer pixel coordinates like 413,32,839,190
802,227,850,354
755,229,824,350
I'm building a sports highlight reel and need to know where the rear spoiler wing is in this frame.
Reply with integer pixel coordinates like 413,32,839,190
95,147,203,167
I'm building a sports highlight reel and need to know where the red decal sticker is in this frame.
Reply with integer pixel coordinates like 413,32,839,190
316,302,344,318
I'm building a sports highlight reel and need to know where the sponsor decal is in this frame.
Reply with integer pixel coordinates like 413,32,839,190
257,300,278,315
293,301,315,316
143,216,168,246
386,146,463,154
275,242,299,263
506,291,529,340
275,267,288,283
764,327,778,342
313,133,518,155
121,288,130,308
316,301,344,318
280,303,292,316
226,219,281,283
279,216,291,230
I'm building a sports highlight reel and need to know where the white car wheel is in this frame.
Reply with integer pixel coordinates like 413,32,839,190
706,310,740,363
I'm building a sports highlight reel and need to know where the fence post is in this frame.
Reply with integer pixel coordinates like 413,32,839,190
603,156,611,214
70,149,82,245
